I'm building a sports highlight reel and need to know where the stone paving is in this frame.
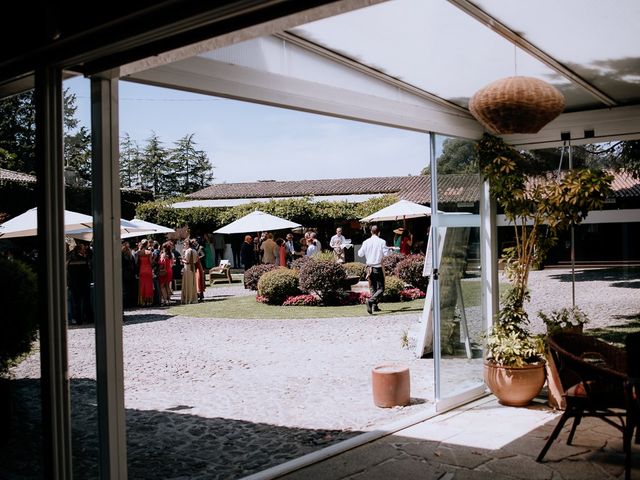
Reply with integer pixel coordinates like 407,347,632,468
280,395,640,480
1,267,639,479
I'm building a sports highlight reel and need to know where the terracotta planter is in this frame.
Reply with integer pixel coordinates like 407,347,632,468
546,325,583,335
483,361,546,407
371,364,410,408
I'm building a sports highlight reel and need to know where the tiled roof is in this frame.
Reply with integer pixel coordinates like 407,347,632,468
188,174,482,204
188,171,640,204
610,171,640,198
0,168,36,184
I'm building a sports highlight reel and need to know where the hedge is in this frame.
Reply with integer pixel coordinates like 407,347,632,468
257,268,300,305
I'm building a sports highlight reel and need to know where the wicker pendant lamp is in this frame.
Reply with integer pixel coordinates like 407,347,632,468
469,76,565,134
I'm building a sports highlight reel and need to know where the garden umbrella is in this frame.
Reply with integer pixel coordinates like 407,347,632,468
360,199,432,223
0,207,148,240
67,218,175,240
214,210,301,234
0,207,93,239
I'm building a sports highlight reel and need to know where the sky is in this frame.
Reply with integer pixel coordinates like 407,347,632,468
65,76,434,185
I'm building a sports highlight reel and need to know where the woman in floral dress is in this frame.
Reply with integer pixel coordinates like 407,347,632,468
181,239,198,304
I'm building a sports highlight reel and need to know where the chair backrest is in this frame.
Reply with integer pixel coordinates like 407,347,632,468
548,333,627,407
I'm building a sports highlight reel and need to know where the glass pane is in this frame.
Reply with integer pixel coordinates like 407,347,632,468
433,134,480,214
290,0,588,110
437,226,485,400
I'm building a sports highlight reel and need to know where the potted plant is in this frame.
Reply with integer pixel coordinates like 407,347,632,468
538,306,590,335
478,133,612,406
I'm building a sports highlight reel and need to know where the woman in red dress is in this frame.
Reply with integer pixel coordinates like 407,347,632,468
137,239,154,306
400,229,413,255
159,242,174,306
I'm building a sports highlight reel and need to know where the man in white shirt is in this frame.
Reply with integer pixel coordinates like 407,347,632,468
357,225,387,314
330,227,347,263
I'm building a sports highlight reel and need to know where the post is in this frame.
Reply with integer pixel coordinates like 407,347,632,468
91,74,128,479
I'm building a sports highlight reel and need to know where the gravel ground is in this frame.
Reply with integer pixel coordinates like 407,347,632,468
3,267,639,479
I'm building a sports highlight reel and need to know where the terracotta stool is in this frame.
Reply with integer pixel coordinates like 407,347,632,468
371,364,410,408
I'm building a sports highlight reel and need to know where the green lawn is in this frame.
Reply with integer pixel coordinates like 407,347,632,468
169,294,425,319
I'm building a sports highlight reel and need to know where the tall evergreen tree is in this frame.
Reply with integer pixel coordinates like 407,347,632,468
120,133,142,189
0,88,89,176
64,126,92,185
170,133,214,194
140,132,168,196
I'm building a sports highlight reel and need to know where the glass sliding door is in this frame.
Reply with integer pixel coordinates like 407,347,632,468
427,133,491,411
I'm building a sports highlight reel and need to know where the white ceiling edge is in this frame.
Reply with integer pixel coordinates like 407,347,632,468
502,105,640,149
124,55,482,139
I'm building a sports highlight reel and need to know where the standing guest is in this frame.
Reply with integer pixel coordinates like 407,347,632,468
310,231,322,251
400,228,413,255
306,236,320,256
240,235,255,271
158,242,174,306
275,238,287,267
181,239,198,304
137,239,154,307
151,241,161,307
121,241,137,309
392,227,404,253
203,233,215,270
358,225,388,315
285,233,297,266
330,227,347,263
253,236,261,265
261,232,277,264
67,242,92,323
194,238,207,302
171,241,182,290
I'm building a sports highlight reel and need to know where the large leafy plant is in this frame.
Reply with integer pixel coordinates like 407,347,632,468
479,134,612,366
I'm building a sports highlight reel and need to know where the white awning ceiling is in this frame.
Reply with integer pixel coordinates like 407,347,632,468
123,0,640,148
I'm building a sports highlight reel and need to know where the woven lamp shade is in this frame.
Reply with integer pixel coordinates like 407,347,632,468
469,76,565,134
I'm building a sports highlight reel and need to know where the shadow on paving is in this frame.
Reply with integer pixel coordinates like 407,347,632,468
0,378,361,479
548,266,640,286
586,317,640,346
122,312,177,325
282,414,638,479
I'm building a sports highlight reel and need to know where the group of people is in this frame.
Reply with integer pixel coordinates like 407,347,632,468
121,236,209,310
238,230,325,271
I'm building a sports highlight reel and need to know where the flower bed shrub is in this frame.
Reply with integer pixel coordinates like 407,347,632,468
290,256,312,271
298,258,346,305
400,287,426,301
244,264,279,291
0,258,38,375
382,275,405,302
282,294,319,306
343,262,366,280
257,268,300,305
395,254,428,291
382,253,405,276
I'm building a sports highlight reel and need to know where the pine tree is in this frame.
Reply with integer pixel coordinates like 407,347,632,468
64,126,92,185
140,132,168,196
120,133,142,189
170,133,214,194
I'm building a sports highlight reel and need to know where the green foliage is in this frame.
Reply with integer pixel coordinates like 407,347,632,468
290,256,312,271
298,258,346,305
478,133,613,301
0,258,38,375
343,262,366,280
315,251,334,262
243,264,279,291
485,329,545,368
169,133,214,194
421,138,477,175
395,254,428,291
538,306,590,334
382,275,405,302
382,253,405,276
257,268,300,305
135,194,400,235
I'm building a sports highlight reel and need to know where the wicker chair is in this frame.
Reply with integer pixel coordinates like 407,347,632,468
537,333,627,464
625,332,640,479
